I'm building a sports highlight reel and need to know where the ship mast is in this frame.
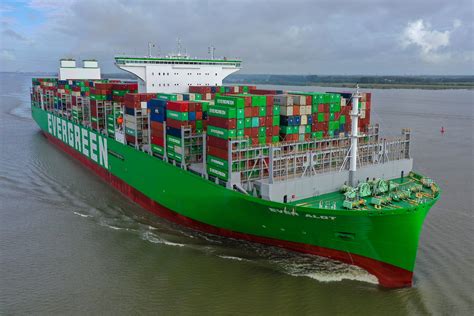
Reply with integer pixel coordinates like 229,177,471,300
349,84,361,186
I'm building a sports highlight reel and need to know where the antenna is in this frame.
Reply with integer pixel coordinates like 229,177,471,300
148,42,156,57
177,38,182,56
208,45,216,60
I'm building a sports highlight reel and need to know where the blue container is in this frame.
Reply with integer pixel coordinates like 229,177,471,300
182,94,190,101
150,106,166,122
166,126,181,137
147,98,167,109
280,115,295,126
188,111,196,121
125,107,135,115
294,115,301,125
210,86,217,93
307,115,313,125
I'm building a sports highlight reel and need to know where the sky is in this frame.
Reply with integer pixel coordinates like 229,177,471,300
0,0,473,74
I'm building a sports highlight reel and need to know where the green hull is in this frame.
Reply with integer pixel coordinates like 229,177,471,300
31,106,439,287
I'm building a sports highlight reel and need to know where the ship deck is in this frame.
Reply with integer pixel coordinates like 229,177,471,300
289,175,438,211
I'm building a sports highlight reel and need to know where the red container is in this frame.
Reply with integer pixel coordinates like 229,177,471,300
250,137,259,145
258,117,265,126
265,116,273,127
151,135,164,146
244,107,252,117
293,106,300,115
207,146,228,160
266,96,274,106
272,126,279,135
188,102,196,112
196,112,203,120
252,107,259,117
151,121,164,132
266,127,273,136
207,135,229,149
195,103,202,112
251,127,259,137
167,118,188,129
208,116,236,129
244,128,252,137
266,106,273,116
167,101,189,112
306,96,312,105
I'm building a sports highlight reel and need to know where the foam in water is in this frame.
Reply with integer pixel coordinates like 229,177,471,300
141,231,185,247
73,211,92,218
218,255,249,262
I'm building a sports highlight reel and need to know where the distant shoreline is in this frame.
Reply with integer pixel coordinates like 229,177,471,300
3,72,472,90
267,82,474,90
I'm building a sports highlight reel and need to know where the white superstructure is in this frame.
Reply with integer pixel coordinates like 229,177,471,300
59,59,101,80
114,54,241,93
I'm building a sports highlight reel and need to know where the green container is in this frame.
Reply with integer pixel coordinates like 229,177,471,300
305,125,311,133
258,136,266,144
196,120,203,129
340,115,346,124
157,93,177,101
280,126,296,135
167,110,188,121
259,106,266,117
193,93,202,101
312,131,324,140
151,144,164,155
167,135,182,146
258,127,266,137
237,108,245,119
272,115,280,126
237,129,244,137
318,113,325,122
329,112,335,121
244,118,252,128
328,130,334,138
207,165,228,181
208,105,236,119
273,105,280,116
272,136,279,143
208,126,236,139
237,119,244,129
215,96,245,108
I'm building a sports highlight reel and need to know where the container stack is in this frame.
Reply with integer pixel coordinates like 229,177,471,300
123,93,155,146
165,100,205,162
275,94,313,142
205,94,280,181
147,99,167,155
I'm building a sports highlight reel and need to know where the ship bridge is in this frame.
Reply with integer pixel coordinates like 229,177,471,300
114,55,241,93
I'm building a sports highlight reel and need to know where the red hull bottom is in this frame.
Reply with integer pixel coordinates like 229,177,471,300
43,132,413,288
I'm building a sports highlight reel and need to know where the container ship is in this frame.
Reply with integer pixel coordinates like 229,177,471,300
30,51,440,288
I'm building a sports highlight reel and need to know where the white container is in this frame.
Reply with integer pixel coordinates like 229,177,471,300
280,106,293,116
273,95,293,106
299,125,306,134
301,115,308,125
292,95,306,106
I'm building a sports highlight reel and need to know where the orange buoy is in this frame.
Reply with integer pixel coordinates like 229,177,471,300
117,116,123,125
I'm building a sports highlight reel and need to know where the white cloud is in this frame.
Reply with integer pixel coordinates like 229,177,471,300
401,19,456,63
0,49,16,61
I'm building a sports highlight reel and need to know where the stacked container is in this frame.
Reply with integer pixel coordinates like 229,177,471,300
123,93,155,145
165,100,205,162
205,94,280,180
275,94,314,141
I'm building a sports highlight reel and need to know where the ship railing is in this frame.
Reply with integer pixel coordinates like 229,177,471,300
225,126,410,187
